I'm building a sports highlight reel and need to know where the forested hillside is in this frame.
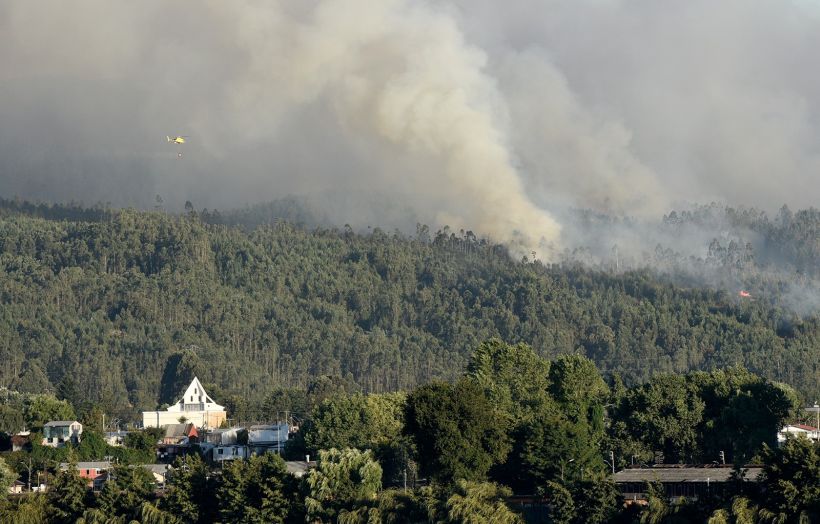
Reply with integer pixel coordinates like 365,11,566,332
0,202,817,419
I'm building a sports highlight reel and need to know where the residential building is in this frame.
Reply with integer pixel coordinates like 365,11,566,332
11,432,31,452
778,424,819,445
156,443,190,464
104,431,130,447
161,423,199,445
285,460,316,478
142,377,227,429
9,480,25,495
42,421,83,447
143,464,170,486
205,427,243,446
60,461,112,488
614,465,762,502
248,423,289,453
213,444,249,463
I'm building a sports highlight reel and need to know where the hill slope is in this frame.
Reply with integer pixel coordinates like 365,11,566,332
0,205,816,417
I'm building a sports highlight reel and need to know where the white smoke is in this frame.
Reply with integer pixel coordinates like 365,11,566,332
1,0,820,258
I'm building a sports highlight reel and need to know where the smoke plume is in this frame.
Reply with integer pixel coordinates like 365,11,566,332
1,0,820,256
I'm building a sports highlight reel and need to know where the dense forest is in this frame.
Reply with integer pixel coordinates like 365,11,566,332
0,198,817,421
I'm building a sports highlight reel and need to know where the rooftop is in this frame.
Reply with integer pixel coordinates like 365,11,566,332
785,424,818,432
614,466,763,484
60,461,112,470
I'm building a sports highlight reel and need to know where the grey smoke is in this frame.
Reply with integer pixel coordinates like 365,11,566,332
1,0,820,256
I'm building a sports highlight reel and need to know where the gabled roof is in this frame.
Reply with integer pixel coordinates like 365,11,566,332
166,377,224,413
44,420,80,426
143,464,170,475
164,423,197,438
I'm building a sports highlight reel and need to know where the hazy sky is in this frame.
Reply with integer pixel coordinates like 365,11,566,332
1,0,819,251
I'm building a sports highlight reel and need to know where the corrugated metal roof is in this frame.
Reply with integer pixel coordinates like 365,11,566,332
614,467,763,483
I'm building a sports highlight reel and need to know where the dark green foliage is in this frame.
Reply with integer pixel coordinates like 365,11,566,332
302,392,405,454
76,430,108,461
303,448,382,522
0,204,816,418
543,481,575,524
610,368,799,465
519,406,604,488
160,455,215,524
46,463,90,524
96,464,156,520
0,457,16,497
757,438,820,522
405,378,511,483
572,474,621,524
443,480,523,524
22,395,75,431
216,453,302,524
159,348,205,406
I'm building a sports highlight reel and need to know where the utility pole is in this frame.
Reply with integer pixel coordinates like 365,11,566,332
808,403,820,442
26,458,32,492
610,450,615,474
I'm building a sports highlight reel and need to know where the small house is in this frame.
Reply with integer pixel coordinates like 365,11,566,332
161,423,199,445
60,461,112,488
143,464,170,486
11,432,31,452
104,431,130,447
8,480,25,495
778,424,819,445
248,424,289,448
213,444,249,462
42,421,83,447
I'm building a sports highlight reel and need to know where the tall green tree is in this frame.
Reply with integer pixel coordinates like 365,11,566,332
405,378,510,483
46,462,89,524
23,395,75,430
444,480,523,524
757,438,820,522
303,448,382,522
96,464,156,520
216,453,301,524
160,454,215,524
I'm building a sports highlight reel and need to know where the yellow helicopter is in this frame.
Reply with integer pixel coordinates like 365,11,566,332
166,135,187,158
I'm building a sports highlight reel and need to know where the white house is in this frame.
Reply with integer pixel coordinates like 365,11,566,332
42,421,83,447
248,424,289,448
213,444,249,463
143,464,170,486
142,377,227,429
104,431,129,447
777,424,819,445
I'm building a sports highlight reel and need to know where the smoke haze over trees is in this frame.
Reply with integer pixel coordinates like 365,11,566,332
2,0,820,256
